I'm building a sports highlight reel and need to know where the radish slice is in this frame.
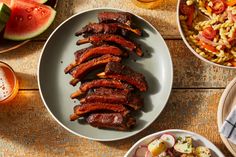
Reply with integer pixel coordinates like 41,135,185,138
160,134,176,148
134,145,148,157
144,150,152,157
197,33,224,46
197,34,216,46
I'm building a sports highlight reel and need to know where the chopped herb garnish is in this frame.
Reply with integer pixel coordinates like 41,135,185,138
177,136,182,141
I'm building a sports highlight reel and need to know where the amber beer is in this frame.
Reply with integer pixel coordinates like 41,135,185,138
132,0,161,9
0,61,18,104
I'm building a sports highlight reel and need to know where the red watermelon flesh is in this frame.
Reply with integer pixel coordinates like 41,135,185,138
4,0,56,40
0,0,48,6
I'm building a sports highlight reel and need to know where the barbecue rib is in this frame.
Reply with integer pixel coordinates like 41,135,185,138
76,34,143,57
97,62,148,92
64,45,123,74
69,78,80,86
80,91,128,104
70,54,121,81
127,94,144,110
80,88,143,110
74,46,94,60
98,12,132,26
71,79,133,99
75,23,141,36
94,87,130,96
94,88,142,110
64,46,94,74
86,113,136,131
70,103,129,121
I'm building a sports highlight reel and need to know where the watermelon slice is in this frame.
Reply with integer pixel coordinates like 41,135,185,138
4,0,56,40
0,3,11,32
0,0,48,6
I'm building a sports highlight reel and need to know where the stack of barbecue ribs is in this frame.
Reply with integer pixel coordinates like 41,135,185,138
64,11,149,131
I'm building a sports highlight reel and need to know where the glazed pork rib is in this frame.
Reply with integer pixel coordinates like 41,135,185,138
80,92,127,104
127,94,144,110
70,79,133,99
98,12,132,26
75,45,124,63
97,62,148,92
86,113,136,131
70,103,129,121
80,87,143,110
75,23,141,36
64,45,123,74
64,46,94,74
74,46,94,59
76,34,143,57
94,87,130,96
70,54,121,81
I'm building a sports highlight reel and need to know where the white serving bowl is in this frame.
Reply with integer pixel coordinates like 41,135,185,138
176,0,236,69
125,129,224,157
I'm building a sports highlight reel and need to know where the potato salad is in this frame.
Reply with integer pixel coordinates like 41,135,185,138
134,133,212,157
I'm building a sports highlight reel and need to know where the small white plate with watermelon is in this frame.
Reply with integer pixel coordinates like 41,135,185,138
0,0,57,53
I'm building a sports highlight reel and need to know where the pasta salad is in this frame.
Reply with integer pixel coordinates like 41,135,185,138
179,0,236,67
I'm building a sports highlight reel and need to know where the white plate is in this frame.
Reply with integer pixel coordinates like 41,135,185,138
217,77,236,156
125,129,224,157
38,8,173,141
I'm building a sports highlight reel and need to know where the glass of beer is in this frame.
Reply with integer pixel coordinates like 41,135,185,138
0,61,19,104
132,0,161,9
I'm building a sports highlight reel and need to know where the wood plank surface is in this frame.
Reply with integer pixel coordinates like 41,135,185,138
0,90,232,156
0,42,42,90
0,40,235,89
167,40,236,88
36,0,179,40
0,0,235,156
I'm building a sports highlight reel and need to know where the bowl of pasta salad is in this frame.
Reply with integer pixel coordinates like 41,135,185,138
177,0,236,68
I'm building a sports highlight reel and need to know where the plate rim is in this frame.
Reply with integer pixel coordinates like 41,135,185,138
217,77,236,156
176,0,236,69
37,7,173,141
124,129,225,157
0,40,29,54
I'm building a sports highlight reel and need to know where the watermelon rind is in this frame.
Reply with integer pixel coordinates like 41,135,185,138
37,0,48,3
0,3,11,32
26,0,49,4
4,5,56,41
0,24,5,32
13,0,49,4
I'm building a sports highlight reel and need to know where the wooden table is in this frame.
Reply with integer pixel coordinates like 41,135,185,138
0,0,235,156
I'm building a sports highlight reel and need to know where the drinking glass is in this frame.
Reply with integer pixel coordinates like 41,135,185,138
132,0,161,9
0,61,19,104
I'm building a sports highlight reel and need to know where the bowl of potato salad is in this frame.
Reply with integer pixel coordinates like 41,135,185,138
177,0,236,68
125,129,224,157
